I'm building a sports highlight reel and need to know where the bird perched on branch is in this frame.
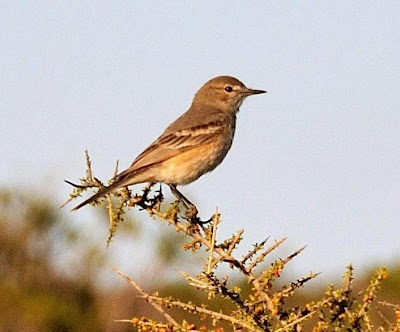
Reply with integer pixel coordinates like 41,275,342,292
71,75,266,214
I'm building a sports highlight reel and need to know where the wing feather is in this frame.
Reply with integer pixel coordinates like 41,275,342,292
115,119,226,180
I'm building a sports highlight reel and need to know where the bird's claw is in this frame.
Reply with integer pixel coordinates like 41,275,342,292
185,205,198,219
183,204,214,226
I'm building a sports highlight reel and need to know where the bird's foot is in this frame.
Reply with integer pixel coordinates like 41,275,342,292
190,216,213,226
185,204,198,219
186,207,213,226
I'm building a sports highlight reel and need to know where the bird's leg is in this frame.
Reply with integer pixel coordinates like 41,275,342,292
168,184,195,209
168,184,198,218
167,185,213,226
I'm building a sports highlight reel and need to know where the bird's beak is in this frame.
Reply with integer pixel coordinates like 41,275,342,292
244,88,267,95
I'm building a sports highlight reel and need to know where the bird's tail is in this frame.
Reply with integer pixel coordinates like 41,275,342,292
71,180,125,211
69,163,151,211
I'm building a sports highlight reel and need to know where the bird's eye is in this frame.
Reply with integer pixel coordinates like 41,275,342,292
224,86,233,92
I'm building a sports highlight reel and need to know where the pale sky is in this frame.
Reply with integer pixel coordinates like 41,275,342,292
1,2,399,283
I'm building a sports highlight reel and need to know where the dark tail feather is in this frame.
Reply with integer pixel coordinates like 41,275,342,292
72,181,122,211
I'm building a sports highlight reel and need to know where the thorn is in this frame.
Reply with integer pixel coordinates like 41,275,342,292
64,179,86,189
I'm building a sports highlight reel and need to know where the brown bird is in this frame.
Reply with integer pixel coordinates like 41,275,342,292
71,76,266,212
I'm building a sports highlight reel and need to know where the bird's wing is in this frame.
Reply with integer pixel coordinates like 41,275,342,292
116,119,226,179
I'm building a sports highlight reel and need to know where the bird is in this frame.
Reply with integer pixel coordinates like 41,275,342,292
71,75,266,212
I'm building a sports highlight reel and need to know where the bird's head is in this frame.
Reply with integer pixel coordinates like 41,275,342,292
192,76,266,114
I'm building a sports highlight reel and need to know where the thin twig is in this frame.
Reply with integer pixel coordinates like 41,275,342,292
246,237,287,273
147,295,261,332
241,237,269,265
275,310,317,332
115,269,180,327
275,298,331,332
84,149,93,182
206,210,219,274
226,229,244,255
113,160,119,179
378,301,400,310
281,246,307,265
203,273,269,331
106,196,113,248
59,194,75,209
276,272,320,299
